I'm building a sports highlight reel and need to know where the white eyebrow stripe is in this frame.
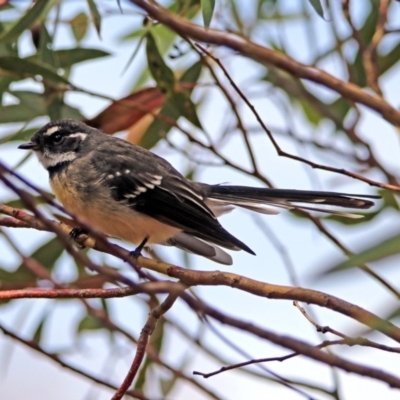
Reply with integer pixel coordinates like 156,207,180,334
44,126,60,136
67,132,88,140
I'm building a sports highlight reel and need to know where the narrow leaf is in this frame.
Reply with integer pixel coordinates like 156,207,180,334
55,48,110,68
169,91,202,129
32,312,48,345
77,315,105,333
61,103,84,120
11,90,47,113
324,233,400,274
0,56,69,84
0,0,49,43
140,60,203,149
0,104,42,123
201,0,215,27
86,0,101,38
70,12,89,43
146,32,175,94
26,237,65,272
0,127,39,145
308,0,325,19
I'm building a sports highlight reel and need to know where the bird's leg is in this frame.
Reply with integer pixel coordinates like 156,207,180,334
130,236,149,259
69,227,88,249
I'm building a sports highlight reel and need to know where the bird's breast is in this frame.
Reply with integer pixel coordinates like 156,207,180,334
50,170,180,245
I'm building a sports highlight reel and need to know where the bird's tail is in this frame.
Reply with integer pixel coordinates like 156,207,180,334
206,185,380,219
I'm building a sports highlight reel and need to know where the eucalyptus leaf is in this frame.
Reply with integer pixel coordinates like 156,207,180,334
86,0,101,37
70,12,89,43
146,32,175,94
324,233,400,274
77,314,105,333
0,0,49,43
0,104,42,123
0,56,69,84
16,237,65,273
201,0,215,27
307,0,324,19
55,48,110,69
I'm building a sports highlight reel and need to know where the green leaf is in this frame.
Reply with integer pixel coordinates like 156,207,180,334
11,90,47,113
0,265,37,283
0,104,44,123
125,25,177,91
32,312,48,345
328,97,351,122
140,60,203,149
5,194,50,208
180,59,203,84
325,233,400,274
146,32,175,94
0,0,50,43
86,0,101,38
0,90,48,123
201,0,215,27
77,314,105,333
70,12,89,43
37,23,58,67
350,0,379,87
378,41,400,76
0,127,39,145
169,91,202,129
307,0,324,19
380,189,400,211
55,48,110,69
324,210,380,226
359,0,379,45
140,93,201,149
0,56,69,84
60,103,84,120
26,237,65,272
297,98,322,125
139,102,176,149
351,52,366,88
0,21,19,58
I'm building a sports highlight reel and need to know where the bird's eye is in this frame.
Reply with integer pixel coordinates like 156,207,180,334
52,133,63,144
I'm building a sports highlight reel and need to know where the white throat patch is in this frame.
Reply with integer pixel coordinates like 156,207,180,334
36,149,77,169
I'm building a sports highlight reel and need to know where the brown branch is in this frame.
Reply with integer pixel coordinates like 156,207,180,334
0,324,147,400
167,318,336,398
293,301,400,353
129,0,400,126
137,260,400,344
182,294,400,389
2,201,400,344
194,335,400,379
293,301,348,338
194,43,399,192
112,294,179,400
0,282,184,300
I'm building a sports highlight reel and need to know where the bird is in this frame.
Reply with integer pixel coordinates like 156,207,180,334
18,119,380,265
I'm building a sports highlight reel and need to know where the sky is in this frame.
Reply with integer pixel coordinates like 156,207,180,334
1,1,400,399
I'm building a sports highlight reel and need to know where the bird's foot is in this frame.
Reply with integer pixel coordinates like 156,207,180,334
69,227,88,249
129,236,149,259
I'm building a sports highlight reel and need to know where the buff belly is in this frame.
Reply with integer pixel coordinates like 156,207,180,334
50,173,180,244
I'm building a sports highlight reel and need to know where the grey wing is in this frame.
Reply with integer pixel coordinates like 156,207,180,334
93,138,254,254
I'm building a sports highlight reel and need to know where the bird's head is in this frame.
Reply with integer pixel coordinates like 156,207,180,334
18,119,94,170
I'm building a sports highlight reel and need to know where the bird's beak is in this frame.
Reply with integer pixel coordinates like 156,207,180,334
18,142,39,150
